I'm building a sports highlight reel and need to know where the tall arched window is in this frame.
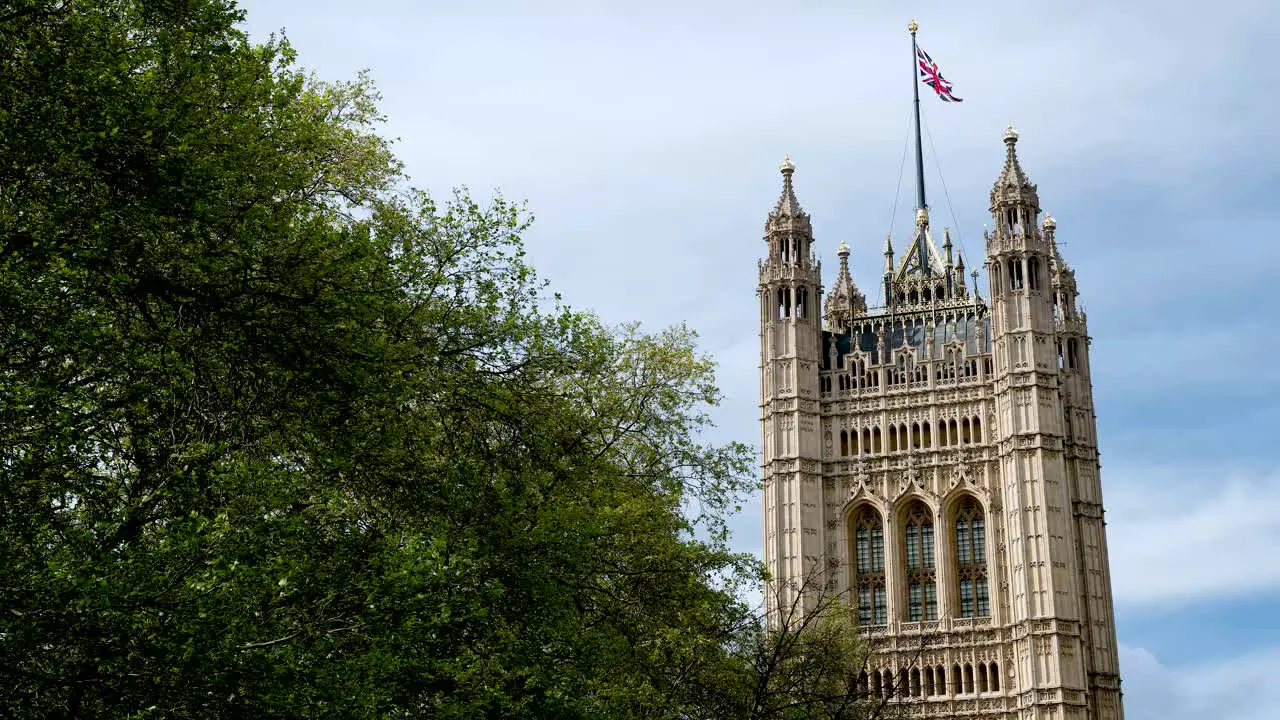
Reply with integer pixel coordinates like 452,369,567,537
852,506,887,626
903,501,937,622
955,497,990,618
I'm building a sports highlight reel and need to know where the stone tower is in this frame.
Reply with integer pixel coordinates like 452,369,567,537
757,130,1124,720
759,155,826,622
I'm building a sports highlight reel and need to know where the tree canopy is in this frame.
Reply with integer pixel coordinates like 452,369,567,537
0,2,886,718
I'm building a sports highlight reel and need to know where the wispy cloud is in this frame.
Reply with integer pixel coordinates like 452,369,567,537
1121,643,1280,720
1108,465,1280,608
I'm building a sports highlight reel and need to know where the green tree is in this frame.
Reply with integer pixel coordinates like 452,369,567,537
0,2,892,719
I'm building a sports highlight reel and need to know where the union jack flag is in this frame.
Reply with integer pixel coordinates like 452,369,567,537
916,46,963,102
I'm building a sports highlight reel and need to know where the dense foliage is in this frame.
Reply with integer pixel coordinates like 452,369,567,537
0,2,881,718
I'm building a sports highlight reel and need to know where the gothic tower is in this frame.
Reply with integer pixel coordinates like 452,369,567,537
759,156,826,622
756,131,1124,720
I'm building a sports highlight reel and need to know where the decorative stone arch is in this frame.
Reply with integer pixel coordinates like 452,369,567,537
941,490,992,620
892,492,940,622
844,498,889,627
940,479,990,517
842,485,889,520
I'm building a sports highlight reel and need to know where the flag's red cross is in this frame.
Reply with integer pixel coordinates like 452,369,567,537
916,46,963,102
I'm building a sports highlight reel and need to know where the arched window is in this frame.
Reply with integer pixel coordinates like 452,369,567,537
972,417,983,443
937,420,947,447
948,418,959,446
888,425,898,452
840,430,849,456
989,662,1000,691
873,427,882,453
923,666,935,696
955,497,990,618
903,501,937,622
850,429,859,455
862,428,871,455
992,263,1002,295
911,668,921,697
851,506,887,626
964,663,974,694
962,417,971,444
796,288,807,319
1067,338,1080,370
872,670,883,697
978,663,988,692
935,665,946,695
951,665,962,694
911,422,921,449
1028,257,1041,291
923,422,932,448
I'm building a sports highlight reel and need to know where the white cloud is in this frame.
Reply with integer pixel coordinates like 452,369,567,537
1120,643,1280,720
1107,465,1280,608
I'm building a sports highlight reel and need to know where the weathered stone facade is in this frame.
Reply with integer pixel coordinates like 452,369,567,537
758,130,1124,720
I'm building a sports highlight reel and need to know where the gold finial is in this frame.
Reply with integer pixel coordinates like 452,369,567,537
780,153,795,174
908,19,918,33
915,207,929,225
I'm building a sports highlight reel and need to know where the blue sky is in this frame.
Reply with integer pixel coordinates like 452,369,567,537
238,2,1280,717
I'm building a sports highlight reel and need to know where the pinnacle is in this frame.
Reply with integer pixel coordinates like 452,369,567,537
765,156,811,237
990,126,1039,210
769,158,805,219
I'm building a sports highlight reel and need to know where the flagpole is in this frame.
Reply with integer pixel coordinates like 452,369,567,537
908,19,930,275
908,19,926,213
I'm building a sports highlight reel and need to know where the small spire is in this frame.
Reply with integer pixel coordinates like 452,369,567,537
765,155,810,237
956,251,965,271
991,125,1039,210
883,233,894,273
